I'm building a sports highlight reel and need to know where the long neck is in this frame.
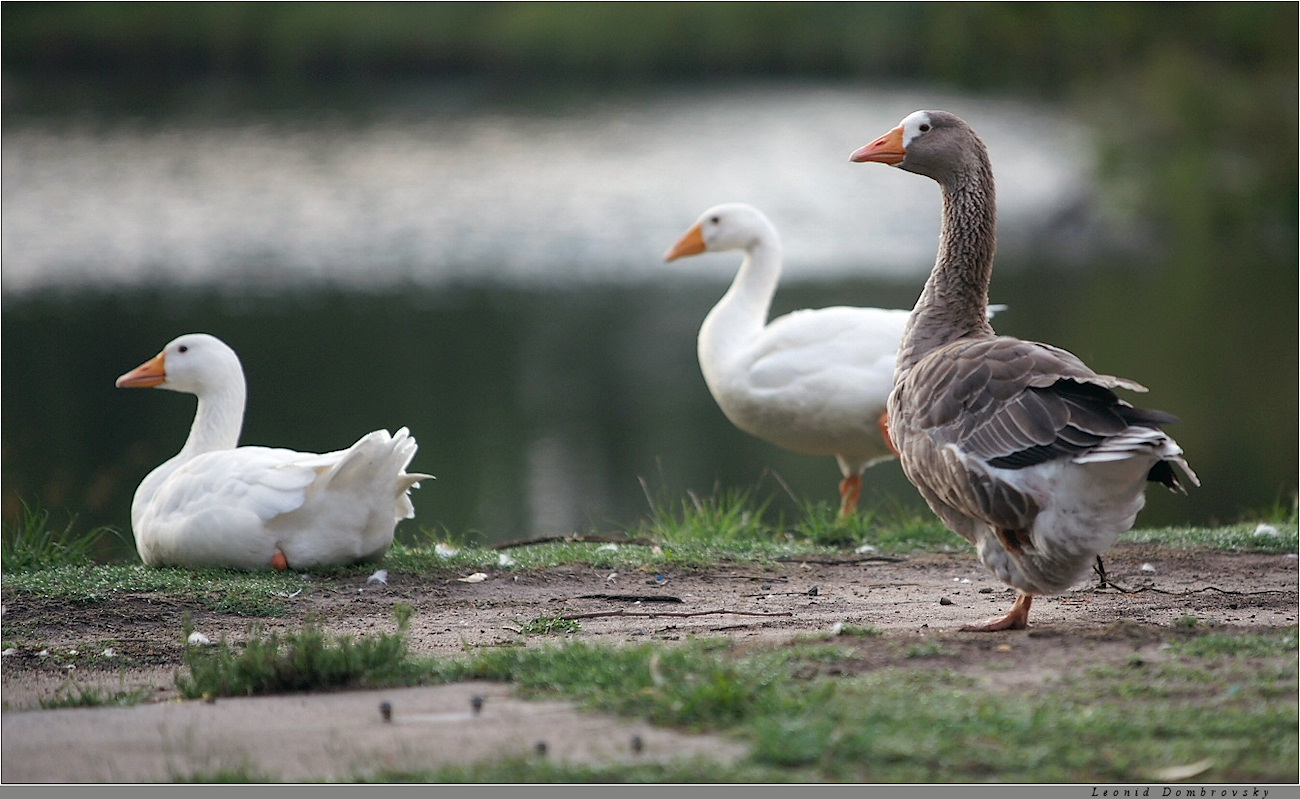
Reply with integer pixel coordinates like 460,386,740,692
897,159,997,371
177,378,245,459
698,235,781,372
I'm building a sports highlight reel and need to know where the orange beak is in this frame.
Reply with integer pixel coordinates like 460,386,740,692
116,352,167,389
663,223,707,262
850,125,906,165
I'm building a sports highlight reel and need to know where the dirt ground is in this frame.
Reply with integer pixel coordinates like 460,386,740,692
2,542,1297,782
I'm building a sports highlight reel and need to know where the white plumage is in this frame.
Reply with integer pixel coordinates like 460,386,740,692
664,203,908,517
116,333,431,570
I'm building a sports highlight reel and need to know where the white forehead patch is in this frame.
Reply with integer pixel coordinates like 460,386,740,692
899,110,932,148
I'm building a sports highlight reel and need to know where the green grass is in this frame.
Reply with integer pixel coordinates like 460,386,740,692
175,605,420,699
445,630,1295,782
160,614,1297,783
516,615,582,636
1122,523,1299,554
386,489,1041,576
39,680,152,709
5,492,1297,782
1,500,125,572
1,563,311,615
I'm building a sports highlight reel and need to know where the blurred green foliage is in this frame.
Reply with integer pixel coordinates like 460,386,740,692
2,3,1294,92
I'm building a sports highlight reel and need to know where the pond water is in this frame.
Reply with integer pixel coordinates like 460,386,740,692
3,79,1294,557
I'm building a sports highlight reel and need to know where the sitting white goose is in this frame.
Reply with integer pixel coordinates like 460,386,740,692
663,202,910,517
115,333,431,570
851,110,1198,630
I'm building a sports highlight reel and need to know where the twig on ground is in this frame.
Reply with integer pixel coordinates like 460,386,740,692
558,608,794,621
713,574,791,582
576,594,684,603
1093,583,1292,597
775,555,906,565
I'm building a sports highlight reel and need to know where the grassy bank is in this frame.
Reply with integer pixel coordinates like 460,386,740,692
2,494,1296,783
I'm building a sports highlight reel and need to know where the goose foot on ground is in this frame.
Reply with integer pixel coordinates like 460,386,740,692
960,593,1032,632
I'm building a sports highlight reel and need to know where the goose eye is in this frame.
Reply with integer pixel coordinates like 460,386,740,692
709,216,720,225
919,123,931,132
178,345,189,353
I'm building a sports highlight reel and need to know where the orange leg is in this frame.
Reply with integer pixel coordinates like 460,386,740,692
271,548,289,571
878,412,900,458
961,592,1033,632
838,474,862,519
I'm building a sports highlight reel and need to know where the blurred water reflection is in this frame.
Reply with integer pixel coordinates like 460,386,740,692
2,81,1092,293
2,81,1293,556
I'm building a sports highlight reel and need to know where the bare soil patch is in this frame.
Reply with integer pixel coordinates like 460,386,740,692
2,542,1296,782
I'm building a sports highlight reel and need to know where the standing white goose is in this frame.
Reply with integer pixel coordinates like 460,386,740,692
116,333,431,570
664,202,909,517
851,111,1198,630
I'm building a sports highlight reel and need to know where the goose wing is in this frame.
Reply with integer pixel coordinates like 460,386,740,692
149,446,323,530
897,336,1181,530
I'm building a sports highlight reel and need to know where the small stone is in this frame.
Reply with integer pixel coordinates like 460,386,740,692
939,596,954,606
978,587,994,594
631,734,644,754
379,701,393,723
535,741,548,757
807,585,820,596
471,695,484,715
1141,563,1157,574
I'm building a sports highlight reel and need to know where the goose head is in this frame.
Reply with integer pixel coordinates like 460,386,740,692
849,110,986,184
116,333,244,396
663,203,777,262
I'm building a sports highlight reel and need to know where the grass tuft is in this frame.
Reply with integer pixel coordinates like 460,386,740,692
38,680,152,709
518,615,582,636
638,483,775,548
175,609,424,699
1,500,124,572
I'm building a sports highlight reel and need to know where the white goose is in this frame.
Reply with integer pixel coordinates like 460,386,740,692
115,333,431,571
851,110,1198,630
664,202,909,517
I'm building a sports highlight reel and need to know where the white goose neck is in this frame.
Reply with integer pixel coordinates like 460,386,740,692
698,233,782,360
178,377,246,459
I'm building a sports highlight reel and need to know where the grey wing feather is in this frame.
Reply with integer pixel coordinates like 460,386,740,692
913,337,1176,470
